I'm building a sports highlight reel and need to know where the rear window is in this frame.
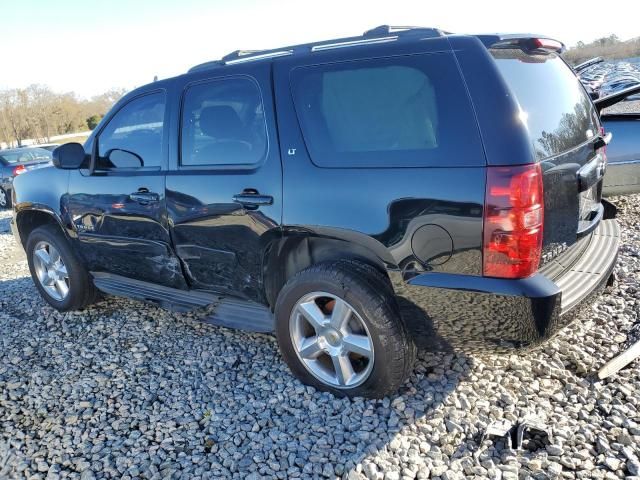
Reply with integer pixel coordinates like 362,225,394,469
491,49,600,160
0,148,52,164
290,53,484,168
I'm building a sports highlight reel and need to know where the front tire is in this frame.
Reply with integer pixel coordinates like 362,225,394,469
275,261,416,398
26,225,97,311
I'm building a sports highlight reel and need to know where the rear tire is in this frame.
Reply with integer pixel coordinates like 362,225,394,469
275,260,416,398
26,225,97,311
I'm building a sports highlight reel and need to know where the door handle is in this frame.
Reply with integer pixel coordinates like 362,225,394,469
233,191,273,209
129,190,160,205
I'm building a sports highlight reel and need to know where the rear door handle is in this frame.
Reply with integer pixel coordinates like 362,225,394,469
233,192,273,209
129,191,160,205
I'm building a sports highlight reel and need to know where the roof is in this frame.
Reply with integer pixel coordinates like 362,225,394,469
188,25,447,73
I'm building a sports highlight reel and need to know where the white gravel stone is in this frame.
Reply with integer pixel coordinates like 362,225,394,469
1,195,639,479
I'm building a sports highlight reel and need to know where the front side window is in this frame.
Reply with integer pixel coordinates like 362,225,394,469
290,53,484,168
181,77,267,166
96,92,165,170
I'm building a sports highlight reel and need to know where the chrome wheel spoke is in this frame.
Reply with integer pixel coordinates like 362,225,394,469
32,241,70,302
296,300,327,331
331,354,355,386
48,247,61,265
55,279,69,298
56,264,68,278
329,298,352,332
342,334,373,358
298,337,323,359
290,291,375,389
34,248,52,268
36,265,51,285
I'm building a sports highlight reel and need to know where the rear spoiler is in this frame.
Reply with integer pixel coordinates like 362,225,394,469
574,57,603,73
594,84,640,113
475,34,566,54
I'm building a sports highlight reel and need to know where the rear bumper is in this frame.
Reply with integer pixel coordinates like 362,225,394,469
392,219,620,353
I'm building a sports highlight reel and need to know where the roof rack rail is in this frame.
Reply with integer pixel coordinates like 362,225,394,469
311,36,398,52
188,25,444,73
362,25,442,38
223,49,293,65
221,50,263,62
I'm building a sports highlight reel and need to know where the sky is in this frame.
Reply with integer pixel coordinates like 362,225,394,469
1,0,638,98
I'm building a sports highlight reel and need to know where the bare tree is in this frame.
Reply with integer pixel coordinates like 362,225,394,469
0,86,125,146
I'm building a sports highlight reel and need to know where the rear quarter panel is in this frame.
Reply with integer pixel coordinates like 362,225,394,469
272,38,487,279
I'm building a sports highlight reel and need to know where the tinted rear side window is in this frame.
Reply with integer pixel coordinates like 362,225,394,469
290,53,484,168
181,77,267,167
490,49,600,160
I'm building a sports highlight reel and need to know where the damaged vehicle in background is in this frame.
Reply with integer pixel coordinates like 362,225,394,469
597,84,640,196
575,58,640,196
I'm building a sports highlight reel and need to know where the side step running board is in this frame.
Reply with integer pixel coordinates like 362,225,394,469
92,272,218,311
206,297,274,333
91,272,274,333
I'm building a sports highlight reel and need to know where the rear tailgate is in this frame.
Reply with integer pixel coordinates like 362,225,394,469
488,43,606,264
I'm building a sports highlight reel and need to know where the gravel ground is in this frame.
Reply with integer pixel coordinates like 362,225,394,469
603,100,640,115
1,197,639,480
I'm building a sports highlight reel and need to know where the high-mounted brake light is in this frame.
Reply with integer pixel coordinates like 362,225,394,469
483,164,544,279
531,38,564,53
490,36,566,54
12,165,26,176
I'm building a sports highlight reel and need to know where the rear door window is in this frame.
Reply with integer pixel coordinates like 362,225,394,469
180,77,267,167
490,49,600,160
290,53,484,168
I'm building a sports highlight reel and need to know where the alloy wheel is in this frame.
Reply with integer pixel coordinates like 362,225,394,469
289,291,374,389
0,189,6,208
32,241,70,301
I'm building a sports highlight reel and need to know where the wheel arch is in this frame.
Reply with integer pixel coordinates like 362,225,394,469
15,207,71,249
262,227,397,310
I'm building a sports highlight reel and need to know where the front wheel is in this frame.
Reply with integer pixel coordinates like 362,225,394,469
275,261,416,398
26,225,97,311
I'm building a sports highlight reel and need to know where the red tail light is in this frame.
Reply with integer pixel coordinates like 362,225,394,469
12,165,26,176
483,164,544,278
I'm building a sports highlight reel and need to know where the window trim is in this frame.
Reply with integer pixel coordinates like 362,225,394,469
178,74,270,171
92,89,167,173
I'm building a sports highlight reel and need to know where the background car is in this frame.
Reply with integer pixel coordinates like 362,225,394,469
34,143,62,152
595,84,640,196
0,147,53,208
575,60,640,196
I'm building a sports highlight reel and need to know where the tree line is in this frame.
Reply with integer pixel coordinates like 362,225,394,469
564,35,640,65
0,85,126,147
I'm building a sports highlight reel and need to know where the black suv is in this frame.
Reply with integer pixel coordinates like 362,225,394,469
11,27,620,398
